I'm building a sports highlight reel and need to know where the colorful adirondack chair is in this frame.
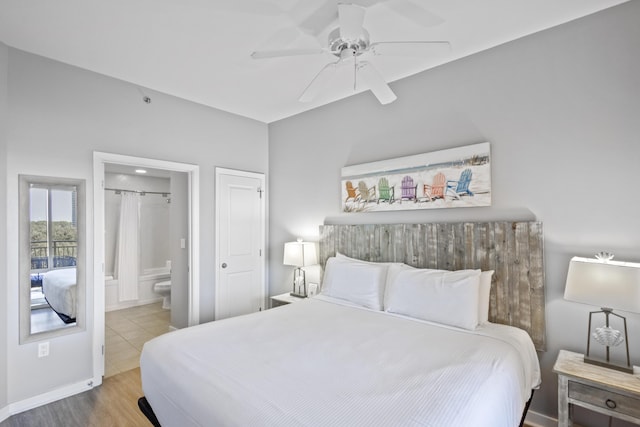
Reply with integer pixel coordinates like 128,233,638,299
345,181,358,203
400,176,417,202
377,177,394,204
423,172,446,201
446,169,474,199
357,181,376,203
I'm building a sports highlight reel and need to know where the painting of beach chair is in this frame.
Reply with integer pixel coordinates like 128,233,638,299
421,172,446,202
345,181,358,203
446,168,474,199
399,176,417,202
357,181,376,203
377,177,394,204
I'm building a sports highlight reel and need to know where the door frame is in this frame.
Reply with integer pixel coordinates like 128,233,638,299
92,152,200,382
214,167,267,320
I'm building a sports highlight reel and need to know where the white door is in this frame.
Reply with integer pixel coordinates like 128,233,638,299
215,168,266,320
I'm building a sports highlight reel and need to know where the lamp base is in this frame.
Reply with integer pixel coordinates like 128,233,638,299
289,292,307,299
583,355,634,374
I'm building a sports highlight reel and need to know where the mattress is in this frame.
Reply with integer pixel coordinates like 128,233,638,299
141,296,540,427
42,267,77,320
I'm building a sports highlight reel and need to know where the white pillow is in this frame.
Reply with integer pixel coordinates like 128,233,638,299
335,252,406,298
385,268,481,330
383,263,416,310
478,270,494,324
384,265,493,324
321,257,388,310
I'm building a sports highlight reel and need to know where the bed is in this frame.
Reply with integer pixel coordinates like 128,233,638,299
42,267,77,323
139,221,546,427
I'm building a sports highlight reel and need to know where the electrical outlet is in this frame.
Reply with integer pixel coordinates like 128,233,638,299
38,342,49,358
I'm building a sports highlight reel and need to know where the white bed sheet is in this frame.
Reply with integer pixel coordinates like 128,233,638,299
42,268,77,319
141,296,540,427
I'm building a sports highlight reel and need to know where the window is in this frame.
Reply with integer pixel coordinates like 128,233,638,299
29,184,78,272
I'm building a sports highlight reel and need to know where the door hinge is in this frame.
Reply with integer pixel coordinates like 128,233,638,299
259,249,262,256
257,187,263,199
102,345,104,355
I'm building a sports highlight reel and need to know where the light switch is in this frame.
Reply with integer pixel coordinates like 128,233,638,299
180,238,186,249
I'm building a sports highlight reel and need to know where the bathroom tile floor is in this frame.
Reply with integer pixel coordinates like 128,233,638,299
105,302,171,378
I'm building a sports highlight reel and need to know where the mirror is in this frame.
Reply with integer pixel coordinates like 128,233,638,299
20,175,86,343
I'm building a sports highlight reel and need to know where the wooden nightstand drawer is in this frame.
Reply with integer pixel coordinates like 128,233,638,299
569,381,640,419
554,350,640,427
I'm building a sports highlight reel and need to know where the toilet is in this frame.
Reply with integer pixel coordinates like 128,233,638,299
153,280,171,309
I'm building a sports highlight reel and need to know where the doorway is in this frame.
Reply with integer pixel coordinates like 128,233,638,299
93,152,200,382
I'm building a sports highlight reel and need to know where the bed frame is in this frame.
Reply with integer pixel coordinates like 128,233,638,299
139,221,545,426
318,222,546,351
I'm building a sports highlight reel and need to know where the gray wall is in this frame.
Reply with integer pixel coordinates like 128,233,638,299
0,41,9,411
4,48,268,404
268,2,640,425
170,171,189,329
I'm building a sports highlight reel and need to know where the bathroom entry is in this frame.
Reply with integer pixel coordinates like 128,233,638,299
93,152,200,383
101,163,189,377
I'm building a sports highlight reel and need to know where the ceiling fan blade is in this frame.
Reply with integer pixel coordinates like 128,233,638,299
251,48,325,59
338,3,366,40
358,61,397,105
369,41,451,57
386,0,444,27
288,0,338,36
299,62,338,103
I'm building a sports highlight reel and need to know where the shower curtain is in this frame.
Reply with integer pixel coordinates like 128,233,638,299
115,192,140,301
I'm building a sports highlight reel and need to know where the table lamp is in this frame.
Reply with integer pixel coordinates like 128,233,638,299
564,252,640,373
283,239,317,298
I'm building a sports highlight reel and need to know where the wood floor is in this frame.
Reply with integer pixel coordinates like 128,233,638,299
0,368,151,427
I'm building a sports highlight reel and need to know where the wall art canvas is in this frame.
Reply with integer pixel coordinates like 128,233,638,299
341,142,491,212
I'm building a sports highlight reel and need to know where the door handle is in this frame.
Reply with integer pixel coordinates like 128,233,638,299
221,263,227,268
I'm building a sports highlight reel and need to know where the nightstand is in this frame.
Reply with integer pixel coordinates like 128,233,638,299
270,292,306,308
553,350,640,426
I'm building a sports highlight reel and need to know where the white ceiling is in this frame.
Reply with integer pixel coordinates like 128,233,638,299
0,0,628,123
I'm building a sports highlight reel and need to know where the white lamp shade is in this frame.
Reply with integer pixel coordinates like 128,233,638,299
564,256,640,313
283,241,317,267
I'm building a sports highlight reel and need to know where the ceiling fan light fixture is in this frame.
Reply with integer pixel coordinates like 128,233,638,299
251,2,448,106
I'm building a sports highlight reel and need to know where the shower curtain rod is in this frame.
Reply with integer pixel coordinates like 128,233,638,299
105,187,171,196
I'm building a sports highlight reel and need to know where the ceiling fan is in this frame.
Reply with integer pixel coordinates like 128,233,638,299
251,2,450,105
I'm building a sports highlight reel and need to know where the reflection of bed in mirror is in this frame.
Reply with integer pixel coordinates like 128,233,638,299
42,268,77,323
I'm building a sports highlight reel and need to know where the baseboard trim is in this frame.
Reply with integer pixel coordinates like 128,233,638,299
7,378,94,417
0,404,10,423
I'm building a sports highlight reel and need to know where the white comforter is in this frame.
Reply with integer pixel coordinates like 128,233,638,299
42,268,77,319
141,296,540,427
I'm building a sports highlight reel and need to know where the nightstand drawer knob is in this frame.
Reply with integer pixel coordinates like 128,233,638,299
605,399,617,409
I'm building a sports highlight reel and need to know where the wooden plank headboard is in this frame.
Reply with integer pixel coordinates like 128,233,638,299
318,222,546,351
